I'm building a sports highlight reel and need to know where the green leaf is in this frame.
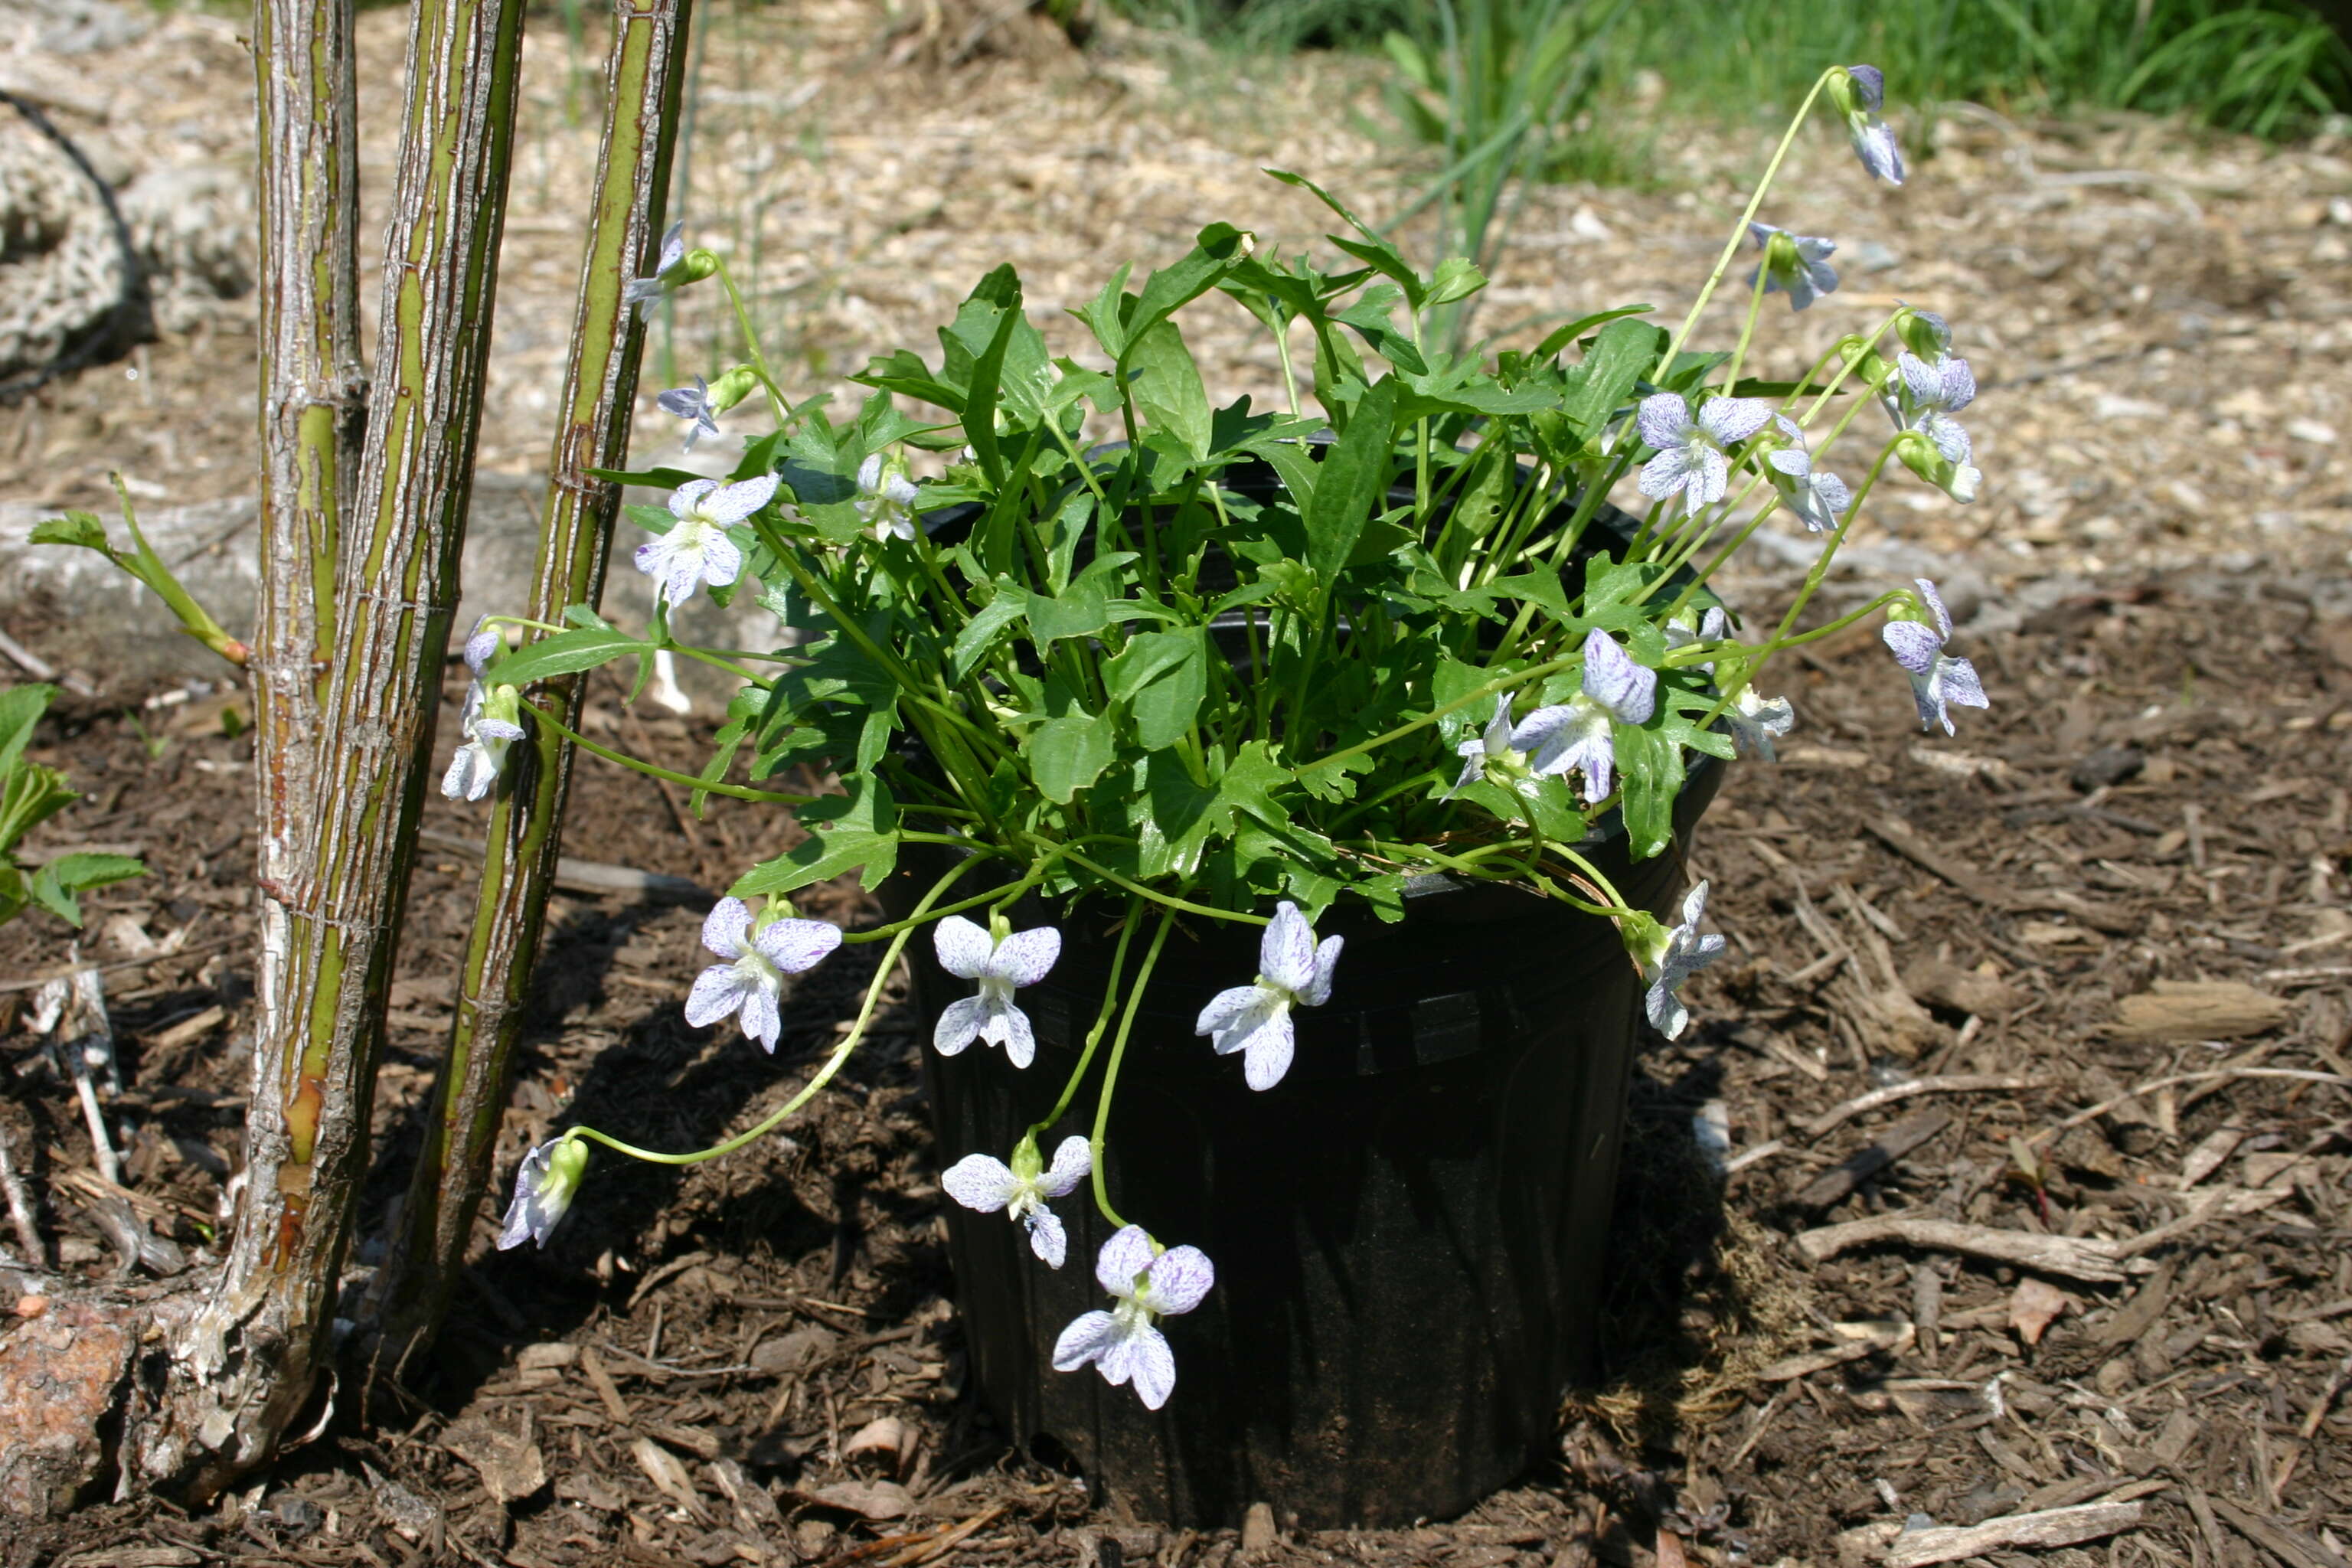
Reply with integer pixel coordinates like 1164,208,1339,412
1326,234,1426,312
1026,710,1116,804
731,778,900,896
1489,570,1576,625
0,684,56,782
28,512,113,555
1333,289,1428,376
585,464,704,491
943,264,1026,482
1135,750,1230,880
1218,740,1295,831
950,588,1027,681
850,348,967,413
28,852,144,926
1123,630,1208,750
1124,319,1212,461
1426,256,1487,306
1304,374,1400,584
1614,724,1683,862
1122,223,1254,358
1532,305,1654,362
1025,553,1136,645
489,627,649,687
1561,318,1667,439
1073,261,1135,361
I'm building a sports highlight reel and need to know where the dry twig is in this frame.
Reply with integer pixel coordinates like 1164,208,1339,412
1883,1501,2146,1568
1792,1217,2126,1284
1802,1075,2046,1139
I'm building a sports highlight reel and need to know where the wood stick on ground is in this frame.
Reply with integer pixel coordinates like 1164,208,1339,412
0,1119,44,1267
1797,1108,1953,1209
0,936,240,995
2204,1493,2350,1568
1884,1501,2145,1568
1803,1075,2046,1140
1792,1217,2126,1284
2025,1067,2352,1147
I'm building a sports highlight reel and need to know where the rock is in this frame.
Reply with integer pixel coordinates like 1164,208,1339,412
1240,1501,1279,1553
2069,746,2145,792
0,1297,136,1516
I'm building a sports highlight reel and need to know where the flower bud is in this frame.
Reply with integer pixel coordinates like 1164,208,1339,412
1893,307,1952,361
676,247,724,286
1893,430,1980,503
705,366,763,416
498,1135,589,1250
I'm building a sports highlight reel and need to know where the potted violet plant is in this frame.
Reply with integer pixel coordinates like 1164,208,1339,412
466,62,1988,1527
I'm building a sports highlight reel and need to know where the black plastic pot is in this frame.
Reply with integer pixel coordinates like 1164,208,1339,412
894,762,1717,1528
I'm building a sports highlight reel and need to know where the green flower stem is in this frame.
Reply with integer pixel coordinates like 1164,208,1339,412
1744,440,1902,681
1027,900,1141,1142
1795,313,1904,427
1719,250,1775,394
711,257,789,424
1691,590,1906,730
1088,906,1176,1230
521,700,815,803
1664,67,1836,366
1646,468,1777,610
1024,835,1268,926
837,846,1001,945
564,900,932,1171
1300,648,1585,780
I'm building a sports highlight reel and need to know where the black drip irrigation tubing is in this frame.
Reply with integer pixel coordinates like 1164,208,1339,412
0,87,149,407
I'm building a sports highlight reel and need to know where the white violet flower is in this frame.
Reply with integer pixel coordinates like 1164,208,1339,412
1051,1224,1216,1411
623,220,692,321
635,472,779,607
1746,222,1839,312
1194,900,1341,1091
442,617,524,802
1766,416,1853,534
942,1134,1091,1268
1509,629,1658,805
1664,606,1730,673
933,914,1062,1069
1723,686,1796,762
1638,881,1726,1040
1831,64,1905,185
856,452,922,543
1445,694,1537,801
1882,578,1989,736
1636,393,1773,518
656,376,721,452
497,1135,588,1250
684,896,843,1053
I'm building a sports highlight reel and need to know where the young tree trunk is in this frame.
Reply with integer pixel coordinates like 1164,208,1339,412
370,0,697,1375
115,0,530,1501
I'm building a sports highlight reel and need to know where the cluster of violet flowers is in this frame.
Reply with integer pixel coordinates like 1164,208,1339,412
471,60,1995,1413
